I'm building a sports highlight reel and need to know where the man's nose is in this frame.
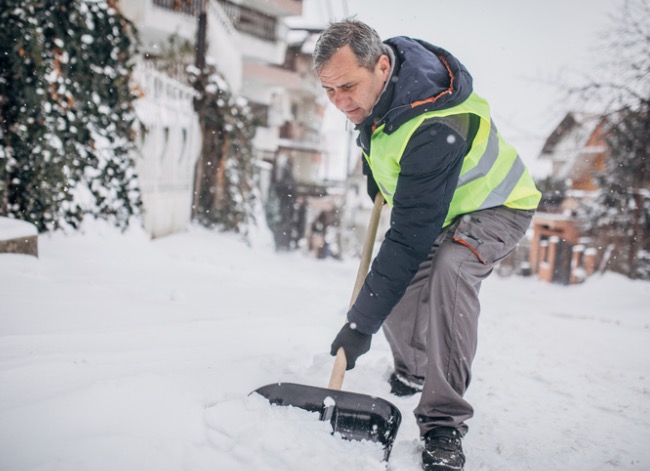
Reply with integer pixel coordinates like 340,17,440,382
331,91,349,110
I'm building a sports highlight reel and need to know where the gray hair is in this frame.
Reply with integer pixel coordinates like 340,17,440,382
313,19,385,74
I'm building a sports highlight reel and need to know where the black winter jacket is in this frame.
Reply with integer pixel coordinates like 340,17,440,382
348,36,477,334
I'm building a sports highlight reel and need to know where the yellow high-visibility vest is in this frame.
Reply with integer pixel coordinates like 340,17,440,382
363,92,541,227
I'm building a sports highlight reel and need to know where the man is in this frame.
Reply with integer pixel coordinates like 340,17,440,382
313,20,541,471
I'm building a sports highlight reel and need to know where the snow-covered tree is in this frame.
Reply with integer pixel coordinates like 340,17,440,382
144,25,260,241
581,109,650,279
571,0,650,279
0,0,141,232
188,64,259,239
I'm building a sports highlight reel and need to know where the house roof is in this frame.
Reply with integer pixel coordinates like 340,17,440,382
538,111,607,181
540,112,602,156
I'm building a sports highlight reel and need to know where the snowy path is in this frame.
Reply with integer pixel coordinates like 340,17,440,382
1,223,648,470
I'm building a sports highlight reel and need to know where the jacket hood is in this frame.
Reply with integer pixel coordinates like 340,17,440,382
362,36,474,134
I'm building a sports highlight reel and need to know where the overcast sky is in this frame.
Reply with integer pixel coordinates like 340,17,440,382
295,0,624,178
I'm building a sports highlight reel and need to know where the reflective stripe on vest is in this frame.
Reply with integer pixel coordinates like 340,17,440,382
362,92,541,227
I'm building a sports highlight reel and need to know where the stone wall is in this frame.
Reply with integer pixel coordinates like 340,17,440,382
0,217,38,257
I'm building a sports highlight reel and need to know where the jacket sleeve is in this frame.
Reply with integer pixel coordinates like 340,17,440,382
347,119,468,334
361,156,380,202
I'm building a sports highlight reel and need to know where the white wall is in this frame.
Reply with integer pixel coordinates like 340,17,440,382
132,63,202,238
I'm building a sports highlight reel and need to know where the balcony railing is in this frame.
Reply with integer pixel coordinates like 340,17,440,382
153,0,203,17
216,0,277,42
153,0,278,42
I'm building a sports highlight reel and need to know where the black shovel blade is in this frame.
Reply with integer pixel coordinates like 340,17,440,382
253,382,401,461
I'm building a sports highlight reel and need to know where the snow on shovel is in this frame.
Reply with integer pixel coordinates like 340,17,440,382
253,194,401,461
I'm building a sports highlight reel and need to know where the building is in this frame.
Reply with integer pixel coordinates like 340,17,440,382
119,0,333,242
529,112,608,284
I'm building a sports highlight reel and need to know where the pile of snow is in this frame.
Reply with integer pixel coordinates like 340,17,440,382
0,221,648,470
0,217,37,240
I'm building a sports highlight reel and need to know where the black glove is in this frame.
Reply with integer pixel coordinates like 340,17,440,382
330,323,372,370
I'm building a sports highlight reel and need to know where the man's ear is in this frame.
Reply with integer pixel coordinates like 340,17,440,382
377,54,391,79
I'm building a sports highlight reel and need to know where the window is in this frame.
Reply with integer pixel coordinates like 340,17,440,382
248,102,270,127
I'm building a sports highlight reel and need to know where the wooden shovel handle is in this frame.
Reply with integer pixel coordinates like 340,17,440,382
328,193,384,390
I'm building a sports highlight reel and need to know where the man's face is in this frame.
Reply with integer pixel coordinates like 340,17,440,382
317,45,391,124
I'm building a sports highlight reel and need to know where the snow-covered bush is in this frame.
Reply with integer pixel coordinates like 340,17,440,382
0,0,142,232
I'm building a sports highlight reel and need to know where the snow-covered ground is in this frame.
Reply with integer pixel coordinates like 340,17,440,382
1,221,648,471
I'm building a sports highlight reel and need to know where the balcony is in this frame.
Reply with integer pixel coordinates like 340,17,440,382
243,0,302,17
152,0,203,16
217,0,277,42
125,0,243,92
152,0,301,42
243,62,302,89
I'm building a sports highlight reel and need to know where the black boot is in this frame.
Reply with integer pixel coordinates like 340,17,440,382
422,427,465,471
388,372,424,397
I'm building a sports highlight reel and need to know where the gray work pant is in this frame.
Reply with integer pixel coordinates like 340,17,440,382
382,206,534,437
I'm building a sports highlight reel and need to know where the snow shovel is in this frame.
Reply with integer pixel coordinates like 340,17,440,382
254,193,401,461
